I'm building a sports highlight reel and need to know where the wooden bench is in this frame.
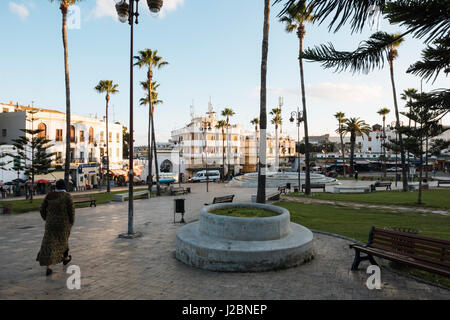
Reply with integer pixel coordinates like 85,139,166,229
170,186,188,195
333,186,371,193
114,190,150,202
277,186,287,195
408,183,429,191
437,180,450,187
72,194,96,207
204,195,235,205
349,227,450,277
266,191,281,201
373,181,392,190
301,183,326,192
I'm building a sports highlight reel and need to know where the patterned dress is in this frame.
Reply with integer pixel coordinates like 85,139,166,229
36,192,75,266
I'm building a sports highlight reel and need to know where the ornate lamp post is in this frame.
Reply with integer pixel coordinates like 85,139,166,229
290,108,304,191
115,0,163,238
200,120,212,192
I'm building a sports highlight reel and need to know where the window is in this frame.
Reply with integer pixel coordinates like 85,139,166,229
56,129,63,141
37,123,47,138
89,127,94,143
116,133,120,143
109,132,112,143
368,137,372,142
80,130,85,142
2,129,6,137
80,151,84,160
100,131,105,142
116,148,119,158
3,108,8,113
70,125,76,143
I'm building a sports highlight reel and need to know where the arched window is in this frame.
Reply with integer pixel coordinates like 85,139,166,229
37,123,46,138
70,125,76,142
89,127,94,143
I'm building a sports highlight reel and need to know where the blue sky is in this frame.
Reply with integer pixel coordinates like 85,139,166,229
1,0,448,145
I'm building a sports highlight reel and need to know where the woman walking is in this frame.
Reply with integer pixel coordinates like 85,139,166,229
36,179,75,276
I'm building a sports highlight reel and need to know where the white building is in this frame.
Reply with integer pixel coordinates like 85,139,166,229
0,101,124,187
170,103,296,178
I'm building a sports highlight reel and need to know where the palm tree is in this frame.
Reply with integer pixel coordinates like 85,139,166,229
334,112,347,177
221,108,235,179
250,117,260,172
377,107,390,177
140,80,163,191
50,0,82,187
303,31,408,191
280,0,315,195
401,88,419,178
257,0,270,204
341,118,371,174
134,49,168,196
270,108,282,171
95,80,119,193
215,120,227,181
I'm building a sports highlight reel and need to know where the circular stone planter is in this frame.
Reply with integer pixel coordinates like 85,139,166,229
175,203,314,272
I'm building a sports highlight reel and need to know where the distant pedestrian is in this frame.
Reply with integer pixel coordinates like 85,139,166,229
354,171,359,181
36,179,74,276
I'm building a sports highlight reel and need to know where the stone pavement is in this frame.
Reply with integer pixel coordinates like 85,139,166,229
0,183,448,300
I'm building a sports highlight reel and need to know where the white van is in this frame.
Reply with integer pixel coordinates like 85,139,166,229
189,170,221,183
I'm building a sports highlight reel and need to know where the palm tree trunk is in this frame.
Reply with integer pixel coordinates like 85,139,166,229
148,71,160,196
350,134,356,174
147,76,153,194
339,122,345,177
389,58,408,191
257,0,270,204
106,95,110,193
425,134,429,179
382,118,386,178
298,26,311,196
61,3,71,188
222,129,225,181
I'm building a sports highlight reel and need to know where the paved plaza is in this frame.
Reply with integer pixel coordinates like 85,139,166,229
0,183,448,300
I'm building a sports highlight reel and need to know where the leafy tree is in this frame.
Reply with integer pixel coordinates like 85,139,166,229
122,126,130,159
334,112,347,176
134,49,168,196
95,80,119,193
215,120,227,180
340,118,371,174
270,108,282,170
377,107,390,177
279,0,316,195
221,108,235,179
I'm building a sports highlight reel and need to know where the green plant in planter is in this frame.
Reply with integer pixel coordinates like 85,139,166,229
210,207,280,218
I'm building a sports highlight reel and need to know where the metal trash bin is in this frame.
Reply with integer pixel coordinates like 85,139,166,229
174,198,186,223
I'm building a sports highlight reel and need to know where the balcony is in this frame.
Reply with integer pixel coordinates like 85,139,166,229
88,157,99,163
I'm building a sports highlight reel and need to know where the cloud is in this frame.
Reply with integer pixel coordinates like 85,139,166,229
254,82,382,104
9,2,30,20
91,0,184,20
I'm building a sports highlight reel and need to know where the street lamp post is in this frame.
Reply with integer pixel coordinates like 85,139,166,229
201,120,212,192
115,0,163,238
290,108,304,191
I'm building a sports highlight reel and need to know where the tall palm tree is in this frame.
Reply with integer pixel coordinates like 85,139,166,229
270,108,282,171
377,107,390,177
250,117,260,172
215,120,227,181
257,0,270,204
134,49,168,196
221,108,235,179
95,80,119,193
50,0,82,187
304,31,408,191
334,112,347,177
280,0,315,195
140,80,163,191
341,118,371,174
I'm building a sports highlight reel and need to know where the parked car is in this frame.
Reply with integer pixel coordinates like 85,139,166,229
386,167,402,172
188,170,221,183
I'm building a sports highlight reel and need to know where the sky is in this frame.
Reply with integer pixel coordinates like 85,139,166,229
1,0,448,145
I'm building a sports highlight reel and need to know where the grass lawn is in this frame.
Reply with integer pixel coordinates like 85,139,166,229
210,207,280,218
287,189,450,210
276,201,450,287
0,188,152,214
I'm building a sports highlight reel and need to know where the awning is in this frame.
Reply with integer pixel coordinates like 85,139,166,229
110,169,128,176
34,171,65,182
133,167,143,176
